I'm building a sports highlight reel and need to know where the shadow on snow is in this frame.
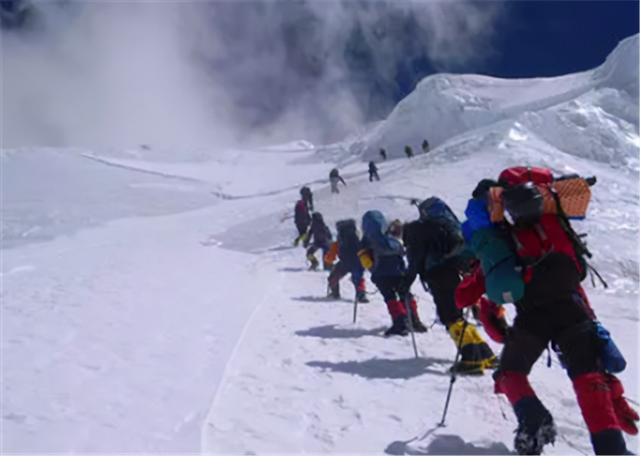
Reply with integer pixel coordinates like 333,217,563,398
306,356,451,380
385,434,513,455
279,267,309,272
295,324,387,339
291,295,354,304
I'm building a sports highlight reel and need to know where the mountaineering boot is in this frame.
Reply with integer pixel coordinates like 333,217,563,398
356,290,369,303
327,280,340,300
449,361,484,376
411,315,428,333
307,253,319,271
513,397,557,455
407,298,427,332
384,316,409,337
514,414,556,455
327,288,340,300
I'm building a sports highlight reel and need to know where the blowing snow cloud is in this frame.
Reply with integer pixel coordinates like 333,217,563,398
1,1,505,150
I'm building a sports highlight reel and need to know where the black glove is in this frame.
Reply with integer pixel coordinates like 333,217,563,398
472,179,500,200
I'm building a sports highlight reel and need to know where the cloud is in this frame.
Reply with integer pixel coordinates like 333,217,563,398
1,1,506,150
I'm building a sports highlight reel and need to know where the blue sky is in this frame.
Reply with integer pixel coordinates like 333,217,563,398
492,1,639,77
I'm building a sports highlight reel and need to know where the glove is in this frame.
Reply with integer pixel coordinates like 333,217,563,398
324,242,338,266
455,265,486,309
606,373,639,435
358,249,373,270
478,297,508,343
472,179,500,200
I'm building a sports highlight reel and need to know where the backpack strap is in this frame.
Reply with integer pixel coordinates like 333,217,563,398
548,186,610,288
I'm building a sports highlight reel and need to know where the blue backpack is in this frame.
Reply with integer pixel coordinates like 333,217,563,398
361,210,403,256
417,197,465,270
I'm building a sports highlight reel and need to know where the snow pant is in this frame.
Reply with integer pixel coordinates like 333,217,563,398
328,261,365,297
371,275,420,322
330,177,340,193
494,290,627,455
294,222,309,245
425,263,494,366
368,171,380,182
306,241,331,269
423,264,463,328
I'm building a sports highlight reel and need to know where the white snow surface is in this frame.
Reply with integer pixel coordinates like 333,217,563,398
2,34,639,454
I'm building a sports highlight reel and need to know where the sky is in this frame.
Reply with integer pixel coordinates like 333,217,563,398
483,1,640,78
1,0,638,150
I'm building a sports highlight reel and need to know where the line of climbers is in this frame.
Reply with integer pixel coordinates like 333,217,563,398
379,138,430,161
290,164,638,455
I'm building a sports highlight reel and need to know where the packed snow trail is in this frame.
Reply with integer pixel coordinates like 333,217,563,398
202,149,638,454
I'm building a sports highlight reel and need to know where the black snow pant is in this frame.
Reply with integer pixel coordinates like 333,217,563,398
369,171,380,182
295,222,308,237
307,241,330,268
498,290,599,378
422,264,463,328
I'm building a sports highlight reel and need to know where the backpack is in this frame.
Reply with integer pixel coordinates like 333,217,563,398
310,212,332,242
467,224,525,304
294,200,310,227
361,210,402,256
489,166,597,301
336,219,359,263
361,210,405,276
417,197,465,270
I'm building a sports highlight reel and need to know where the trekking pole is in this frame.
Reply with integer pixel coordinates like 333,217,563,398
403,294,419,359
352,293,358,324
438,310,470,427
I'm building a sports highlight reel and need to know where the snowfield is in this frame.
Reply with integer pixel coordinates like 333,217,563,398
2,34,638,454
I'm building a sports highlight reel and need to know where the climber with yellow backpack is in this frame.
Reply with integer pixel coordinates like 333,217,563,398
401,197,497,375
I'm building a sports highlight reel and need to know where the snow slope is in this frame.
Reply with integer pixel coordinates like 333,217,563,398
2,34,639,454
351,34,639,163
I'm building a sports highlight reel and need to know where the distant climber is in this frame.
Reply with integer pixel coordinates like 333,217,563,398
293,196,311,246
303,212,333,271
379,148,387,161
329,168,347,194
368,161,380,182
404,145,414,159
422,139,430,154
300,186,314,211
